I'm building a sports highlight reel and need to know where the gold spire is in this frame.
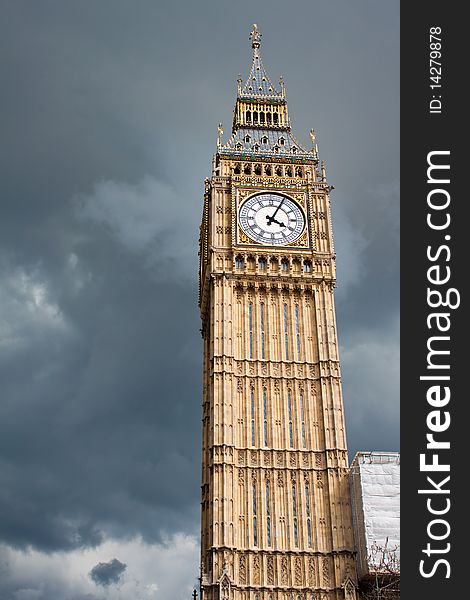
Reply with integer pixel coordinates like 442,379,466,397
250,23,261,49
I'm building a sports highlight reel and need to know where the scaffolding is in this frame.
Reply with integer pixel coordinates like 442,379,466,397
349,452,400,599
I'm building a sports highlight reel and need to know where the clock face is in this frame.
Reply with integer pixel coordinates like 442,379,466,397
239,193,305,245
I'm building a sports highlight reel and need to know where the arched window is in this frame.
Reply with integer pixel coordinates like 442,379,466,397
292,479,298,546
244,134,251,143
266,112,272,124
260,303,266,360
273,113,279,124
299,392,306,447
295,305,301,360
284,304,290,361
236,143,242,151
262,136,268,144
303,260,312,273
279,137,285,146
281,259,289,272
248,303,254,359
265,479,271,546
253,111,258,124
250,389,255,444
234,163,241,174
305,481,312,546
260,112,265,124
253,145,260,153
292,146,297,154
235,255,244,269
246,110,251,123
264,165,272,176
263,387,268,443
287,390,293,446
275,165,283,177
295,166,303,178
254,163,262,175
286,166,293,177
253,483,258,546
244,164,251,175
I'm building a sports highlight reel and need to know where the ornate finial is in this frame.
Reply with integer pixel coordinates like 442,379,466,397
217,123,224,147
310,129,318,156
237,75,242,94
250,24,261,49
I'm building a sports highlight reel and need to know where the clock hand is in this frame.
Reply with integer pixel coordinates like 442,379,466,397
271,217,286,227
266,198,285,225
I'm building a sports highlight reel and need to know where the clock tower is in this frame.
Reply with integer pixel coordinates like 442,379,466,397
199,25,358,600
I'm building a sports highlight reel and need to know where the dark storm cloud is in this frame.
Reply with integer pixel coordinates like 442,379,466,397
0,1,398,595
89,558,127,586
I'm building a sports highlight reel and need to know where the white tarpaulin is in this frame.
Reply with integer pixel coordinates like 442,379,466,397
349,452,400,578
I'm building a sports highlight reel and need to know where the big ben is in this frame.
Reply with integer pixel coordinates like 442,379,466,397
198,25,358,600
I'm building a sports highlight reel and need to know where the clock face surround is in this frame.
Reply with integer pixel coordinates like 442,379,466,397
239,192,305,245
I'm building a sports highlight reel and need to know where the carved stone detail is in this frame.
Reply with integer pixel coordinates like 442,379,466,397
281,556,288,585
253,555,260,584
308,557,316,586
239,555,246,584
287,231,308,248
238,228,253,244
267,555,275,585
322,557,330,587
295,556,303,586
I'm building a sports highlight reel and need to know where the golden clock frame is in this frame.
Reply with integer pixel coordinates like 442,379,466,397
233,185,311,249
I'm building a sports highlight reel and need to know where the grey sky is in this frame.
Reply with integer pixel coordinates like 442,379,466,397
0,1,399,598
